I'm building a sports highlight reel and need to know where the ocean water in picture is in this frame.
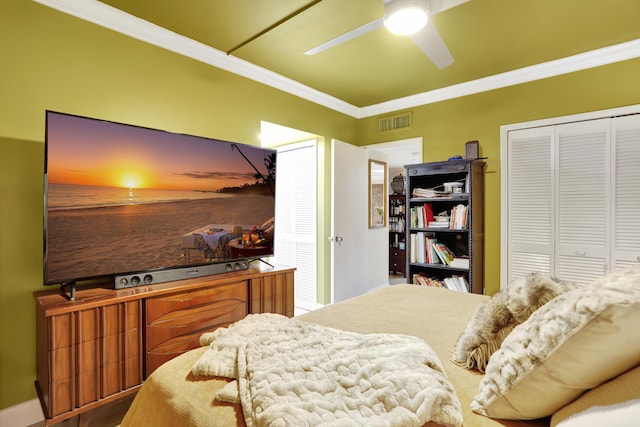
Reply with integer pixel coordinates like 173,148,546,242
47,183,230,211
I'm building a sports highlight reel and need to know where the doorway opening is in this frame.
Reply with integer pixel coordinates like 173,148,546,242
363,137,423,286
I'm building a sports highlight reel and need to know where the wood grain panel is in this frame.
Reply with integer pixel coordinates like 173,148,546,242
49,313,72,350
146,298,247,349
249,270,294,317
145,281,248,375
145,281,247,323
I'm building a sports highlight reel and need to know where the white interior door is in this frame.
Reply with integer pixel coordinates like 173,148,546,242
331,140,388,303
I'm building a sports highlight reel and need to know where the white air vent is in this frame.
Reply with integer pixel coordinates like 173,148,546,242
378,112,412,133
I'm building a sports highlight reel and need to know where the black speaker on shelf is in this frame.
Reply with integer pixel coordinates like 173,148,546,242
114,260,250,289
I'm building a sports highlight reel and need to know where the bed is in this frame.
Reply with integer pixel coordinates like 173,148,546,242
121,265,640,427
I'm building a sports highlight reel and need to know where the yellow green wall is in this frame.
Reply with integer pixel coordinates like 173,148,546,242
0,0,355,409
359,58,640,296
1,0,639,411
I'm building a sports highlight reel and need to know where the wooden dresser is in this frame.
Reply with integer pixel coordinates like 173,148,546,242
34,265,294,426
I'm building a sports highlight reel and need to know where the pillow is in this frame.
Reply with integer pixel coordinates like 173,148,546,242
451,273,575,372
471,264,640,420
553,399,640,427
551,365,640,426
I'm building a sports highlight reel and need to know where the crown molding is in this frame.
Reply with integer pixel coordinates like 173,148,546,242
32,0,640,119
359,38,640,118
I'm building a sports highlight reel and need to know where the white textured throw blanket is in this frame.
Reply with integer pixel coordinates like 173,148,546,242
191,313,463,427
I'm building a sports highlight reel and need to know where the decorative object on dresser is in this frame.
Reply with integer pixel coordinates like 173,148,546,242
405,158,485,293
34,265,294,427
390,173,406,195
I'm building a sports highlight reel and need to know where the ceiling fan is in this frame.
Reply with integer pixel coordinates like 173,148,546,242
304,0,470,69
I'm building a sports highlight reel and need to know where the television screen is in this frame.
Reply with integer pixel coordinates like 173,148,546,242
44,111,276,286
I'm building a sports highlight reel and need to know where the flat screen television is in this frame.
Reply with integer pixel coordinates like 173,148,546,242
44,110,276,288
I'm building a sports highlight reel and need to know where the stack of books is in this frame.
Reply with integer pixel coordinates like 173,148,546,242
450,256,470,269
412,274,444,288
412,273,469,293
412,187,450,198
443,276,469,292
428,219,450,229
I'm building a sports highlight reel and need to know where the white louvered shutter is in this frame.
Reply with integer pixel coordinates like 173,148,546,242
612,115,640,269
506,127,554,284
555,120,610,285
273,141,318,311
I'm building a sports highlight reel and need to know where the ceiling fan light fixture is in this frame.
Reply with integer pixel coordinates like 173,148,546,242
384,0,429,35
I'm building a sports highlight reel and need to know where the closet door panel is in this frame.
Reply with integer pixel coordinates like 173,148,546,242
613,115,640,268
506,127,554,284
555,120,609,282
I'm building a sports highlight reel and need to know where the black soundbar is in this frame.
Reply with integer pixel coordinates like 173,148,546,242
114,260,251,289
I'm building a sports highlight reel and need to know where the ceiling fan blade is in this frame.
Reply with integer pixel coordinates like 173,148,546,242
428,0,471,15
409,20,454,69
304,18,384,55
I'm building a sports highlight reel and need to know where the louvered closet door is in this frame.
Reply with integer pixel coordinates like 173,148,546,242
506,127,554,284
555,120,610,284
613,115,640,269
273,141,318,311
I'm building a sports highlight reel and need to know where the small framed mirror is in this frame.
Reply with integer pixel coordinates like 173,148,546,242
368,159,387,228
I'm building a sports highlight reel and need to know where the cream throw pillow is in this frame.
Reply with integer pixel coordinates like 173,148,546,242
451,273,575,372
471,264,640,420
551,365,640,426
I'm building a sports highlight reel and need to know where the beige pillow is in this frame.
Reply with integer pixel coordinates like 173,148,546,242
551,365,640,426
471,265,640,420
451,273,575,372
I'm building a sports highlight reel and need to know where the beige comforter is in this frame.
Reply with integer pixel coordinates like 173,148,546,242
121,285,549,427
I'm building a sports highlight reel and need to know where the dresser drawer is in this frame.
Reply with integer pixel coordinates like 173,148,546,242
145,281,248,375
389,249,406,274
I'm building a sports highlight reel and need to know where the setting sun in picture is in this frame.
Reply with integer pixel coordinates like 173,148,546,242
120,172,144,189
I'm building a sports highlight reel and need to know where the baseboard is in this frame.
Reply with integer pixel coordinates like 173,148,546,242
0,398,44,427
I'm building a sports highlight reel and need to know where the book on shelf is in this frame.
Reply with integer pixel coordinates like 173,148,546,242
413,274,468,293
423,203,434,226
412,273,444,288
410,233,442,264
449,204,468,229
416,232,426,264
410,233,417,263
410,204,434,229
432,242,455,265
450,256,470,269
443,276,469,293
